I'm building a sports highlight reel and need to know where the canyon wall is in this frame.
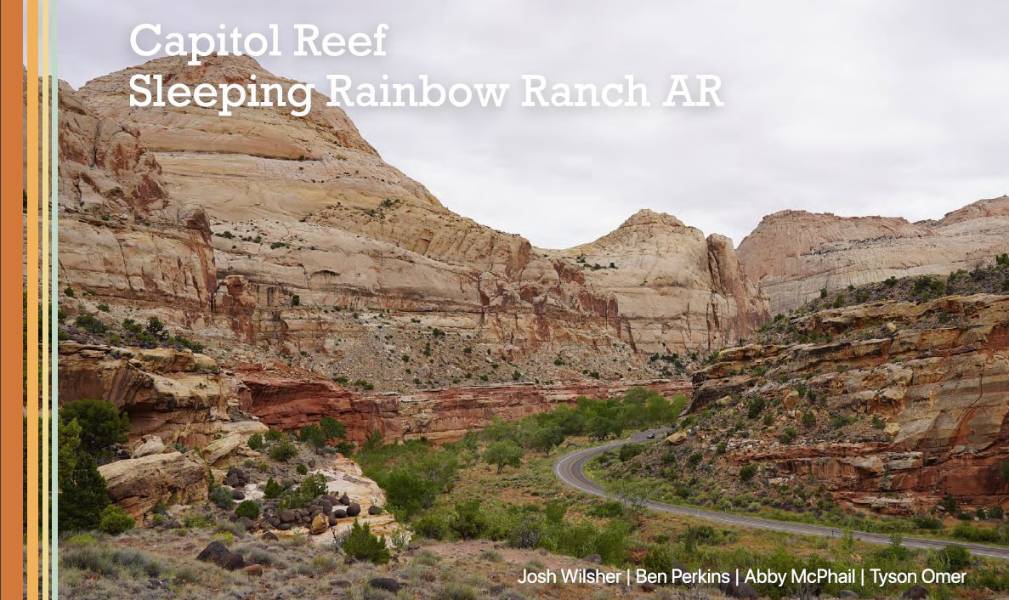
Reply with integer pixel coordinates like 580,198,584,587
737,197,1009,314
57,54,765,395
692,294,1009,512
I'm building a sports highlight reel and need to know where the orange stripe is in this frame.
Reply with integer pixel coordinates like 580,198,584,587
0,0,25,593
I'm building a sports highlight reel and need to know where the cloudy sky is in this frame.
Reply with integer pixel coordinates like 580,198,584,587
58,0,1009,248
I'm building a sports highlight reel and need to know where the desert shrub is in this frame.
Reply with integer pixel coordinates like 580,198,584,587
320,416,346,440
952,523,1002,543
739,464,758,482
264,429,283,442
801,411,816,428
278,474,327,509
413,514,450,540
930,545,972,571
747,397,766,419
912,514,943,530
545,500,567,525
98,505,135,535
643,544,676,573
619,443,644,461
437,583,477,600
588,501,624,518
263,478,284,499
508,517,544,548
235,500,261,520
990,506,1004,520
342,520,389,564
74,313,107,334
268,439,297,462
60,399,129,458
244,434,263,452
209,485,235,510
449,499,487,539
483,440,523,473
296,463,308,475
778,427,797,444
299,424,327,449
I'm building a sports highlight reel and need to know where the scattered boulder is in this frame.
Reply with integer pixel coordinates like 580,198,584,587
332,507,347,519
203,433,247,465
261,531,278,541
98,451,206,518
346,503,361,517
279,509,297,523
310,513,329,535
582,554,602,564
665,431,688,445
223,467,248,488
231,488,245,500
719,580,758,599
132,435,165,458
339,493,351,506
369,578,402,593
368,505,383,515
244,564,263,577
902,586,928,600
196,541,245,571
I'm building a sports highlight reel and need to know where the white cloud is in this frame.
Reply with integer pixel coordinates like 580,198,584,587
59,0,1009,247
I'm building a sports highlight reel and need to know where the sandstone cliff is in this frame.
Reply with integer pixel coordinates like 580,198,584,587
737,197,1009,313
690,292,1009,513
54,55,767,404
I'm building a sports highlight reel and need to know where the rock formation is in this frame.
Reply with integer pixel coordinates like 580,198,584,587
738,197,1009,313
56,54,765,402
692,293,1009,512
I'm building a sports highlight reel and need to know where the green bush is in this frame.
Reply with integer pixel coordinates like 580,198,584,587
60,398,129,458
247,433,264,450
264,429,283,442
342,521,389,564
413,514,449,540
268,439,297,462
263,478,284,499
778,427,797,444
801,411,816,428
739,464,758,482
747,397,766,419
209,485,234,510
449,500,487,539
320,416,346,440
299,424,327,449
235,500,261,520
278,474,327,509
98,505,135,535
296,463,308,475
931,545,972,571
74,313,107,334
618,443,644,461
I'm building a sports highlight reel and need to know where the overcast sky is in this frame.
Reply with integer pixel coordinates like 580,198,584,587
58,0,1009,248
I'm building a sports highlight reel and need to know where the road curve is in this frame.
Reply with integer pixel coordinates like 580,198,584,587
554,429,1009,561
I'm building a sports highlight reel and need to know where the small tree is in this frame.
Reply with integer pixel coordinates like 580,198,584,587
342,520,389,564
739,464,758,483
483,440,523,473
60,399,130,458
58,419,110,532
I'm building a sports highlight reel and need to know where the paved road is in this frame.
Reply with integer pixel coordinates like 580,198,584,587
554,429,1009,561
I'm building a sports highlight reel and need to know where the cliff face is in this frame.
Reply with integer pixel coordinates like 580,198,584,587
737,197,1009,314
691,293,1009,513
55,55,766,402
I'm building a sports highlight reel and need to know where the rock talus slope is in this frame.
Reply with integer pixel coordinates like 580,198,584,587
738,197,1009,313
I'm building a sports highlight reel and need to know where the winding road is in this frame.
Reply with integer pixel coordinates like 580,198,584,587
554,429,1009,561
